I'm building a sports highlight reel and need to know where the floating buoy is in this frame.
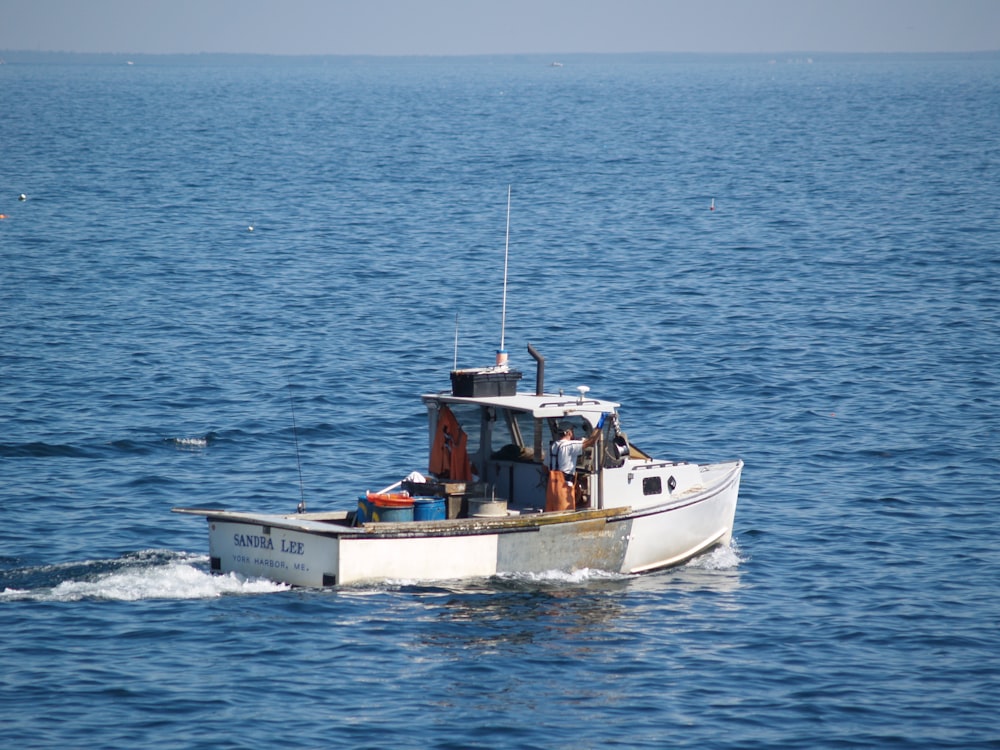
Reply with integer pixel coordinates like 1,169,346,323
709,198,715,211
247,225,254,232
18,193,26,201
0,214,6,220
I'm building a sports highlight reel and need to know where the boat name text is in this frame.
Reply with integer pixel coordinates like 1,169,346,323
232,533,305,555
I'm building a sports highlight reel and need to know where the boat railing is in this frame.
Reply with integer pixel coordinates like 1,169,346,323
627,460,690,472
538,398,604,409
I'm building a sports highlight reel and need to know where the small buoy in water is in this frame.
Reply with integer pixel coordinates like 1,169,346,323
709,198,715,211
247,224,254,232
0,214,6,220
18,193,26,201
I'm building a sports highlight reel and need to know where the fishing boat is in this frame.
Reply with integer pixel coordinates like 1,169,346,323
174,190,742,586
173,344,742,587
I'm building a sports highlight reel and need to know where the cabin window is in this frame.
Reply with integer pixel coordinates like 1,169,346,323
490,409,536,461
448,402,483,469
546,415,591,440
642,476,662,496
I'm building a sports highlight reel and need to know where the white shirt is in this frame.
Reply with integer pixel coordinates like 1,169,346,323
549,438,584,475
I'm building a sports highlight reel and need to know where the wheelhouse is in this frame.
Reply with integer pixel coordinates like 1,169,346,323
422,381,636,513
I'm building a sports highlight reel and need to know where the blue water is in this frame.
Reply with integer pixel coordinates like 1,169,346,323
2,54,999,749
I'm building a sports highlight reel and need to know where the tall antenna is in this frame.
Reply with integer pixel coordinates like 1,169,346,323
287,381,306,514
497,184,511,368
453,312,459,370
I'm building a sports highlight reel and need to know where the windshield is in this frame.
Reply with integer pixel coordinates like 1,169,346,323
489,408,538,461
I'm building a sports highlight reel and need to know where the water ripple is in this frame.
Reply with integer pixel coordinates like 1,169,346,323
1,56,998,750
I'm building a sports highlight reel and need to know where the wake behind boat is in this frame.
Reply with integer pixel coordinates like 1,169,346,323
174,345,742,587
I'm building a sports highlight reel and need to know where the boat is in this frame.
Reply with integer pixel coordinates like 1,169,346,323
175,190,741,586
173,344,743,587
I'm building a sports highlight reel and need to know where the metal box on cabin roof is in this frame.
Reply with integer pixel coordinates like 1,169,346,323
450,369,523,397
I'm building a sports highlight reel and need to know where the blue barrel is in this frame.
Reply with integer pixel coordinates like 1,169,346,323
358,494,416,524
371,502,414,523
355,496,373,525
412,496,447,521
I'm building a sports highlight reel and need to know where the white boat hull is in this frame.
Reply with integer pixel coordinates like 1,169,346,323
177,459,742,587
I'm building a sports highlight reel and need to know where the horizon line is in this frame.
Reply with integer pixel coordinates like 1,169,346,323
3,49,998,60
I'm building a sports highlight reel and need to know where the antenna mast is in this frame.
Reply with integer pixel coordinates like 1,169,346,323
287,381,306,514
497,185,511,368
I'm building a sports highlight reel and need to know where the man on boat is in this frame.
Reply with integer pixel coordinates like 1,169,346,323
546,420,602,512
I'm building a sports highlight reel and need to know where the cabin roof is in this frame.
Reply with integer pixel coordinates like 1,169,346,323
422,391,620,420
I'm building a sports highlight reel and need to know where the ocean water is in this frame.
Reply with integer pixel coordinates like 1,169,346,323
1,54,999,749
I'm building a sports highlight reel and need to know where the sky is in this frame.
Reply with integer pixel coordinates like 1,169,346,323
1,0,997,56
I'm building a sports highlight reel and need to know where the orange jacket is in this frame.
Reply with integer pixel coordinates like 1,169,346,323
428,405,473,481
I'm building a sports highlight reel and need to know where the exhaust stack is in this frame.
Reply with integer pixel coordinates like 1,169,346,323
527,343,544,396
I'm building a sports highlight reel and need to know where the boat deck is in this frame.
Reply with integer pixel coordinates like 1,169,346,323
172,505,635,538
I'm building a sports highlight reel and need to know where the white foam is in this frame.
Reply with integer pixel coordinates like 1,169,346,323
335,567,629,591
0,555,289,602
169,436,208,450
499,567,631,585
684,541,745,571
361,553,743,591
